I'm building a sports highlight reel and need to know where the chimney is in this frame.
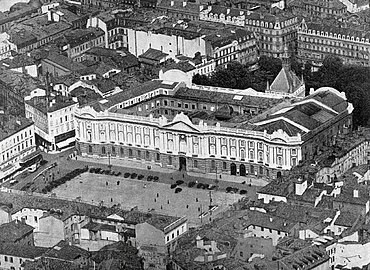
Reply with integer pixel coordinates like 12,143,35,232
183,1,187,7
196,235,203,248
170,0,174,6
353,189,359,198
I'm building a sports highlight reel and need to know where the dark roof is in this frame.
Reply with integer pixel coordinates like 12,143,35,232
84,47,139,70
82,222,116,232
59,27,104,48
0,243,47,258
334,187,370,206
1,54,35,69
139,48,168,61
334,211,359,227
44,240,90,261
0,115,33,141
44,52,86,72
0,220,34,243
204,29,254,49
279,245,329,270
258,178,291,197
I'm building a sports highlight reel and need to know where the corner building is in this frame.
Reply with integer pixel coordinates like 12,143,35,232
75,70,353,179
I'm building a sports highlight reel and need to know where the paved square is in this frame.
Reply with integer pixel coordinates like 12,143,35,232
53,172,243,226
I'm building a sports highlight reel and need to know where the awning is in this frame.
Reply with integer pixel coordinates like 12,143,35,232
20,149,42,164
56,137,75,149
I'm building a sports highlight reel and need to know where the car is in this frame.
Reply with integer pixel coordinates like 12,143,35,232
203,184,209,189
196,183,204,189
124,173,131,178
89,168,96,173
153,176,159,182
104,170,110,175
115,172,122,176
131,173,138,179
188,181,196,188
109,170,116,175
176,180,184,185
175,187,182,193
147,176,153,181
226,187,233,193
170,184,177,189
240,190,247,195
233,188,239,193
138,174,144,180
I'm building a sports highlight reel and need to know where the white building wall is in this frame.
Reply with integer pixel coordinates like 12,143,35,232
164,222,187,244
0,33,17,61
336,242,370,269
12,208,47,232
0,124,36,170
245,225,287,246
127,29,206,58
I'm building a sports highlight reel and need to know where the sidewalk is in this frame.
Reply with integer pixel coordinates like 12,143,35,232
77,155,269,187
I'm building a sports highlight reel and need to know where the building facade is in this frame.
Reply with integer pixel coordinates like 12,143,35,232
74,70,353,178
297,19,370,68
0,117,36,181
200,6,299,57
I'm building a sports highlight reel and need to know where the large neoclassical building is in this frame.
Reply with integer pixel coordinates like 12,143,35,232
75,69,353,179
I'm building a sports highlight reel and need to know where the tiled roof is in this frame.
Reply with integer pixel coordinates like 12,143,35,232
84,47,139,70
334,211,359,227
0,220,34,242
334,186,370,205
258,178,291,197
139,48,168,61
1,54,35,69
0,243,47,258
0,114,33,141
242,210,297,232
82,221,116,232
278,245,329,270
58,27,104,48
44,240,90,261
45,52,86,72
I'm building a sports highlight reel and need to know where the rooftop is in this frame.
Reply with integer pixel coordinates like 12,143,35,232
57,27,104,48
334,211,360,227
0,114,33,141
139,48,168,61
0,220,34,242
0,243,47,258
44,52,86,72
44,240,90,261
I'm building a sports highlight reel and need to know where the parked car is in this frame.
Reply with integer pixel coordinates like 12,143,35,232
153,176,159,182
176,180,184,185
196,183,204,189
175,187,182,193
124,173,131,178
147,175,153,181
115,172,122,176
138,174,144,180
240,190,247,195
170,184,177,189
131,173,138,179
188,181,196,188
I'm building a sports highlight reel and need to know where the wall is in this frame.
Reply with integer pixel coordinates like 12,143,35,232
135,222,165,248
335,241,370,269
35,215,64,247
12,208,47,232
244,225,288,246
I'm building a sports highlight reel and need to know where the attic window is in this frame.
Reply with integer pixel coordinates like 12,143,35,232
233,95,243,100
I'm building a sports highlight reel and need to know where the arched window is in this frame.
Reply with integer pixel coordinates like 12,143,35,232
128,149,133,157
249,150,255,160
221,146,227,156
111,146,116,155
101,146,106,155
88,145,93,153
120,147,124,156
211,160,216,169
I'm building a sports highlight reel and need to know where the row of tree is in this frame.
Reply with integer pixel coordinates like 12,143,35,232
192,55,370,128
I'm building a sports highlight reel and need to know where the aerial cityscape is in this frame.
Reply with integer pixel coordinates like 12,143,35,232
0,0,369,269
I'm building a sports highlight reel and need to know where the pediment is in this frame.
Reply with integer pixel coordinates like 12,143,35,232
164,121,199,133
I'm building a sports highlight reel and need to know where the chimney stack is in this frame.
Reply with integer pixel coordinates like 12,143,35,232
353,189,359,198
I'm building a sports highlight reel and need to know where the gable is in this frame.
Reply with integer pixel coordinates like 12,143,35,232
163,121,199,133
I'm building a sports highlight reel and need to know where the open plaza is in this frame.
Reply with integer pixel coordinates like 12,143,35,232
52,172,244,226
